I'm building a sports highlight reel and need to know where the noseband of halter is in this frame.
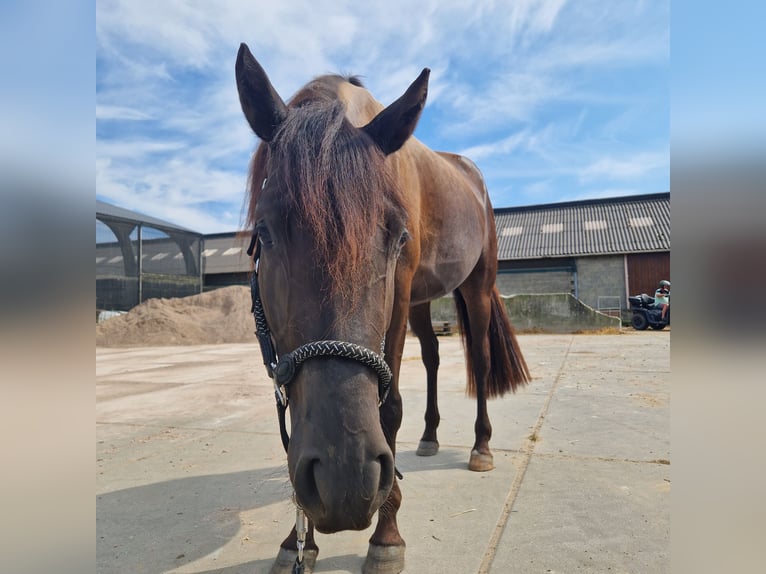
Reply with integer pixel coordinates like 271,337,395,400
247,236,393,453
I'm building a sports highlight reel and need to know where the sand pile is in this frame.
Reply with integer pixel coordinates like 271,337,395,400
96,286,256,347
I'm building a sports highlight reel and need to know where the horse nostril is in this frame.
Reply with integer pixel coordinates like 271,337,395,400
293,456,321,511
377,452,395,494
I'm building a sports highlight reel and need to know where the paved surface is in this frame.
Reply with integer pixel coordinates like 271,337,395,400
97,330,669,573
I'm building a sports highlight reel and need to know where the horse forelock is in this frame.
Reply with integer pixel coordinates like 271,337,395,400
246,80,406,305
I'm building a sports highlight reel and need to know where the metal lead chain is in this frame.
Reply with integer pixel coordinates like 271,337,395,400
295,504,307,566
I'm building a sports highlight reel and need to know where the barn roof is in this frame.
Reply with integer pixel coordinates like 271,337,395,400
100,193,669,275
202,232,253,274
494,192,669,260
97,199,201,236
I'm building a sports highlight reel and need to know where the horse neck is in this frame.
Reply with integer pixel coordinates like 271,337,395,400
336,81,385,127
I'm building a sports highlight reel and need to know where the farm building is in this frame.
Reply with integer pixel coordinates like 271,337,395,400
199,193,670,320
97,200,204,312
494,192,669,320
97,193,670,322
201,232,253,290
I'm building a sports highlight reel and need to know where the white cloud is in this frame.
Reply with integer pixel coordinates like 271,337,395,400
509,0,567,42
96,0,668,228
523,179,553,197
97,155,249,233
459,130,532,161
96,106,153,121
579,152,668,181
98,140,186,158
447,73,566,133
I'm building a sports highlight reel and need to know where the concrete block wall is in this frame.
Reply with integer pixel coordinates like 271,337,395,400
575,255,627,313
503,293,620,332
427,293,620,333
495,270,573,297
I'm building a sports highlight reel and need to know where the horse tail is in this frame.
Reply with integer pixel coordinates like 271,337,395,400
454,287,530,399
487,287,530,396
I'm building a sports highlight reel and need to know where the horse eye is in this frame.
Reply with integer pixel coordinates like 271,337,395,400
398,230,410,248
256,221,273,247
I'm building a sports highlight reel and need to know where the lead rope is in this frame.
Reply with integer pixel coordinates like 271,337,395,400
294,502,307,573
248,237,305,574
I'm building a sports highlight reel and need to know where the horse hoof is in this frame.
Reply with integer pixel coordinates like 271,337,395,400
269,547,318,574
362,543,405,574
468,449,494,472
416,440,439,456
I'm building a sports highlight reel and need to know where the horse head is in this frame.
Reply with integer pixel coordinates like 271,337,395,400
236,43,428,533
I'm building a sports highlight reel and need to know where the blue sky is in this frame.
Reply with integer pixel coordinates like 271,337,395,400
96,0,669,234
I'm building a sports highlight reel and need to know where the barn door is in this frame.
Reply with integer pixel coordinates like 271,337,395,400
626,252,670,299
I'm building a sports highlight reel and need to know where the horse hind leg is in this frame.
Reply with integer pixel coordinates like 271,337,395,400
409,303,440,457
454,284,530,472
453,287,495,471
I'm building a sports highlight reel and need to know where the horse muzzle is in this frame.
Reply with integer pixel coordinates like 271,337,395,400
289,433,395,533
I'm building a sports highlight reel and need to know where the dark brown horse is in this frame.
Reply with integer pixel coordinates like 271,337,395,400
236,43,529,574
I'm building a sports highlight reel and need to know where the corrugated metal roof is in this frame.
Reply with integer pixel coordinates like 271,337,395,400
494,192,669,260
202,233,253,274
194,193,670,274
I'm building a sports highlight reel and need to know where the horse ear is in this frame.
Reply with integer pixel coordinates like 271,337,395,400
362,68,430,155
235,43,287,142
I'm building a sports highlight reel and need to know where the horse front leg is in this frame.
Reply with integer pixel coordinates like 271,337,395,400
364,309,409,574
270,521,318,574
409,303,440,456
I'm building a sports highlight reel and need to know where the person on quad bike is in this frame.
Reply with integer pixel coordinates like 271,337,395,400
654,280,670,322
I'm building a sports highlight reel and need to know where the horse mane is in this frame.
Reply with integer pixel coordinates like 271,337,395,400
246,76,406,304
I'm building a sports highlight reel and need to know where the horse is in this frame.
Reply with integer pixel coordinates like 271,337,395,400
235,43,530,574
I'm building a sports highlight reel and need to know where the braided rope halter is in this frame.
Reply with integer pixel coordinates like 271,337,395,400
246,234,394,573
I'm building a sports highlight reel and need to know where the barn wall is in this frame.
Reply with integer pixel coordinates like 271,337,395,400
575,255,627,313
429,293,620,333
495,258,575,297
494,255,626,314
495,269,574,296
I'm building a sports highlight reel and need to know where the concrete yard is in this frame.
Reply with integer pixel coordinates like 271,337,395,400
97,330,669,573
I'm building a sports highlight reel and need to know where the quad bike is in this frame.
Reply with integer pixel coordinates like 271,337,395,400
628,294,670,330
